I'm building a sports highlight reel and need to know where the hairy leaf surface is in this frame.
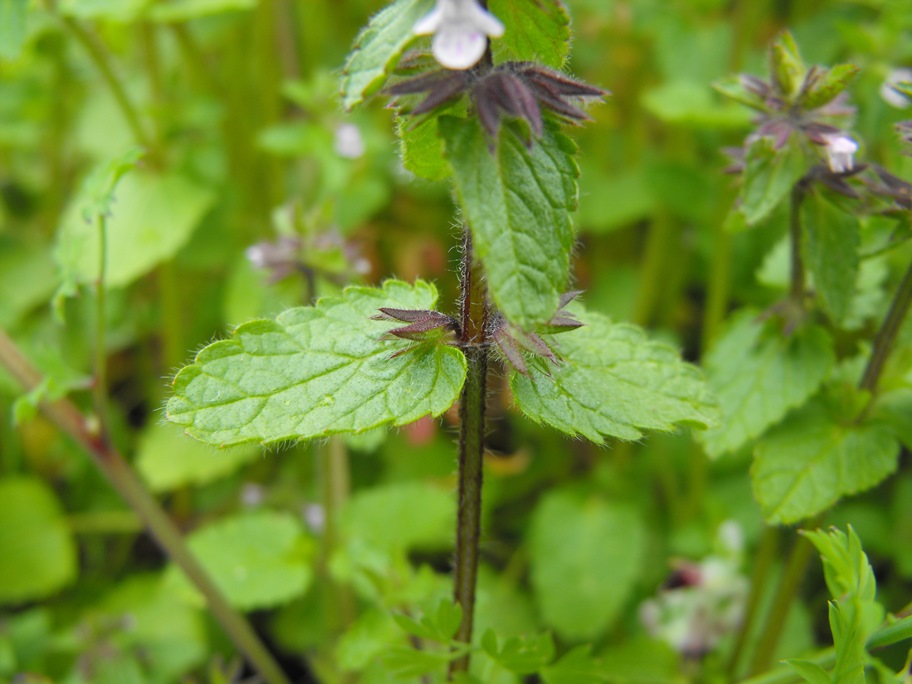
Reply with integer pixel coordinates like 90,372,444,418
489,0,570,69
341,0,433,111
752,400,900,524
511,308,718,443
441,116,578,330
167,280,466,447
741,137,806,225
700,312,835,458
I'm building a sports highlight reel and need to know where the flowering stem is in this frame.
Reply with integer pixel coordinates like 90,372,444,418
859,257,912,395
0,331,292,684
449,228,489,679
789,183,807,309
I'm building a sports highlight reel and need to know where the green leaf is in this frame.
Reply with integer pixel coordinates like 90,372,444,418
441,116,578,330
393,600,462,644
699,312,835,458
343,481,454,552
167,280,466,446
165,511,313,610
802,188,860,322
741,136,807,226
784,659,831,684
713,75,769,112
801,64,860,111
488,0,570,69
511,307,718,443
802,527,877,603
0,477,77,604
135,422,260,493
0,0,28,60
55,170,215,288
828,602,867,684
340,0,433,111
59,0,149,21
529,489,645,640
752,400,900,524
541,646,607,684
482,631,555,675
398,110,455,181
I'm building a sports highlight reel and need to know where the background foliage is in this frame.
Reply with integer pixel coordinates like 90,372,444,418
1,0,912,682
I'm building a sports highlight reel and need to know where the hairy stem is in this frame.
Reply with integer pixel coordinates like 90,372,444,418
859,258,912,395
748,530,816,675
739,614,912,684
0,331,292,684
449,228,489,679
789,183,807,309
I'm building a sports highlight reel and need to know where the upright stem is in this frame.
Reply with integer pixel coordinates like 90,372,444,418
449,229,489,679
93,215,110,438
859,258,912,395
789,184,807,308
747,529,816,675
0,332,291,684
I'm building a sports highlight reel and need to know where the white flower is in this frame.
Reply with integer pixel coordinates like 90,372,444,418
880,68,912,109
822,132,857,174
414,0,504,71
334,122,365,159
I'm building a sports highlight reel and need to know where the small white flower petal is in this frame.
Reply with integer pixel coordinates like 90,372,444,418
822,133,857,174
464,0,504,37
880,67,912,109
413,4,443,35
432,28,488,70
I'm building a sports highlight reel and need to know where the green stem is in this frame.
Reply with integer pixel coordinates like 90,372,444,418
789,184,807,310
449,228,489,679
633,209,675,327
740,614,912,684
320,437,355,630
93,215,110,438
61,17,157,158
728,527,780,678
748,530,816,675
859,258,912,395
0,331,292,684
68,511,142,535
702,214,733,352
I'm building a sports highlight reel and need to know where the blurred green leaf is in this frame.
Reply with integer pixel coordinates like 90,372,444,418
753,400,900,524
398,112,453,181
481,630,555,674
343,481,454,552
541,646,608,684
529,489,645,640
577,165,655,233
149,0,256,22
55,170,215,288
60,0,148,21
802,188,860,322
511,307,718,443
770,31,806,99
0,239,57,328
489,0,570,69
700,312,835,458
0,0,28,61
340,0,433,111
135,422,260,493
741,136,807,226
642,81,752,128
441,116,578,330
784,659,831,684
166,511,314,610
0,477,77,604
167,280,466,446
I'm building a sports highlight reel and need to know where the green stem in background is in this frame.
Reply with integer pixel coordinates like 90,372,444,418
320,436,355,630
0,331,292,684
61,17,158,160
728,527,780,678
739,614,912,684
93,214,110,439
633,209,675,328
788,183,807,311
449,228,489,679
859,258,912,396
747,529,817,676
